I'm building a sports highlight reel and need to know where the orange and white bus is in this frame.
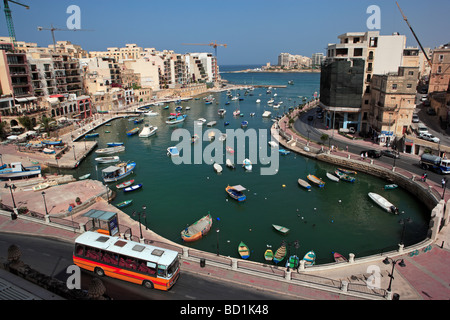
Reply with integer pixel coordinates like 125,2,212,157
73,231,180,291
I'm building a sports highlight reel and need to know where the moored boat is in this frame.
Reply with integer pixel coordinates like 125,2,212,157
243,159,252,171
264,249,274,261
279,149,290,155
85,133,99,138
368,192,399,214
166,113,187,125
41,138,62,145
78,174,91,180
124,183,143,193
116,179,135,189
225,185,246,202
181,214,213,242
226,146,234,154
334,170,355,183
126,128,140,136
273,244,287,264
337,168,357,175
333,252,348,263
32,183,49,192
102,162,136,183
116,200,133,208
167,147,179,157
297,178,311,190
307,174,325,188
303,250,316,267
384,184,398,190
96,146,125,154
272,224,289,234
0,162,41,180
326,172,340,182
106,142,124,147
286,255,300,269
226,159,235,169
95,156,120,164
213,163,223,173
238,241,250,259
139,124,158,137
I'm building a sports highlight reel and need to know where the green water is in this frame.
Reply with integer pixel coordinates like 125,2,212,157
68,72,429,265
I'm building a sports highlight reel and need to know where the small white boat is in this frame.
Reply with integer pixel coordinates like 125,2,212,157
226,159,235,169
268,141,279,148
326,172,340,182
368,192,399,214
43,148,55,154
167,147,179,157
298,178,312,190
243,159,252,171
139,124,158,137
144,110,159,117
219,133,227,142
218,109,226,116
262,111,272,118
267,99,274,105
208,131,215,141
32,183,49,192
256,99,261,103
96,146,125,154
79,173,91,180
207,121,217,127
213,163,223,173
95,156,120,164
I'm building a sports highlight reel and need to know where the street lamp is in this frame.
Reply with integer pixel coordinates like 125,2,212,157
133,206,148,240
399,217,412,246
55,155,60,175
216,229,220,256
41,191,49,216
382,257,406,299
72,145,76,160
442,178,448,200
4,183,17,220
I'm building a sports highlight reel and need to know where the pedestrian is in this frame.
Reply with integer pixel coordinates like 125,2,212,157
442,178,446,189
365,152,368,159
346,145,349,153
361,153,364,161
424,173,427,182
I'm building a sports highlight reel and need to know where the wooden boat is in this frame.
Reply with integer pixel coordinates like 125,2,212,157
85,133,99,138
333,252,348,263
116,200,133,208
264,249,274,261
272,224,289,234
116,179,135,189
279,149,290,155
32,183,49,192
238,241,250,259
95,156,120,164
107,142,124,147
96,146,125,154
241,121,248,128
303,250,316,267
181,214,213,242
337,168,357,175
124,183,143,193
368,192,399,214
273,244,287,264
226,185,246,202
166,113,187,124
326,172,340,182
134,118,144,124
126,128,140,136
298,178,312,190
0,162,41,180
207,121,217,127
384,184,398,190
286,255,300,269
102,162,136,183
334,170,355,183
307,174,325,188
78,174,91,180
243,159,252,171
43,148,55,154
213,163,223,173
41,138,62,145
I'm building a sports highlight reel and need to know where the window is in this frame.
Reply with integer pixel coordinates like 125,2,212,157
437,66,442,73
407,84,412,89
369,37,378,48
392,84,397,90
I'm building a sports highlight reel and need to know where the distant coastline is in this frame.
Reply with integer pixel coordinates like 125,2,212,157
220,68,321,74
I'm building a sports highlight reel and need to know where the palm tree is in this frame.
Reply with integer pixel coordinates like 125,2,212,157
40,116,53,137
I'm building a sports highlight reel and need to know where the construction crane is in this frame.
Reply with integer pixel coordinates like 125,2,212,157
396,1,432,68
182,41,227,58
2,0,29,49
37,24,92,52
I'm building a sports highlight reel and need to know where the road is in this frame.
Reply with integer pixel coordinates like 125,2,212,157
0,233,296,301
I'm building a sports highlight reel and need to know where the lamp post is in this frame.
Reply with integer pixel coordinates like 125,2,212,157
133,206,148,240
383,257,406,299
4,183,17,220
442,178,448,200
55,155,60,175
216,229,220,256
41,191,49,216
399,217,411,246
72,145,76,160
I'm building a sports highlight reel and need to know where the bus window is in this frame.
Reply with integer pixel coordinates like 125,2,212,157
167,259,179,277
75,244,84,256
157,265,167,277
137,259,156,275
101,251,118,265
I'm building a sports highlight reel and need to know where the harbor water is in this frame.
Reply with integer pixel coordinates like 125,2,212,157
68,66,430,265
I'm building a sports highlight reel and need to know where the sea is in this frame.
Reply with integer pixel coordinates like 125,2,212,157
65,65,430,265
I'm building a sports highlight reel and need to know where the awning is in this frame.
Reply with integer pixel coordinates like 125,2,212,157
231,185,246,192
15,97,36,103
49,94,64,98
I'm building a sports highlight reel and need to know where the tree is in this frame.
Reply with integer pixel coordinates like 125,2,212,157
18,116,33,131
320,133,329,145
40,116,53,136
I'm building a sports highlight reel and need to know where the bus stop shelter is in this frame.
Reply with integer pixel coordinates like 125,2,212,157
83,209,119,236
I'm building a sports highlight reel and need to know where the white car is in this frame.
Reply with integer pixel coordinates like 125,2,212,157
419,132,440,143
412,114,419,123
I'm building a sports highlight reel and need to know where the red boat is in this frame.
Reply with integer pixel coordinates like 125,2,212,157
333,252,348,263
116,179,135,189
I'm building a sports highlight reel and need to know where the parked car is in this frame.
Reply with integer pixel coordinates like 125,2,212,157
381,150,400,159
426,107,436,115
361,149,382,158
419,132,440,143
412,114,419,123
417,124,429,135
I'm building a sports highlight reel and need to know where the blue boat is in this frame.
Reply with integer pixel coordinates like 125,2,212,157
303,250,316,267
134,118,144,124
165,114,187,125
85,133,99,138
107,142,124,147
241,121,248,128
224,121,230,126
124,184,143,193
102,162,136,183
126,128,140,136
226,185,246,202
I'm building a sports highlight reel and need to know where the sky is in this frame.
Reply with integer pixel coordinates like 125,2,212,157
1,0,449,66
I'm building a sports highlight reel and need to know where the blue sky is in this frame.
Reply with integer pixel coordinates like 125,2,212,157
2,0,449,65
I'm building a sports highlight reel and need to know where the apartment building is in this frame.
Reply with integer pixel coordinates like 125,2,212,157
429,44,450,93
278,53,312,69
311,53,325,68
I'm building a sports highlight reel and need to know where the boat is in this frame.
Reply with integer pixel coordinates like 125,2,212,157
267,99,274,105
207,131,215,141
116,200,133,208
226,146,235,154
268,141,279,148
224,121,230,126
166,113,187,125
286,255,300,269
167,147,179,157
233,110,240,117
95,156,120,164
264,249,274,261
102,161,136,183
262,111,272,117
273,244,287,264
243,159,252,171
326,172,340,182
238,241,250,259
333,252,348,263
256,99,261,104
32,183,49,192
334,170,355,183
126,128,140,136
241,121,248,128
207,121,217,127
116,179,135,189
181,214,213,242
288,80,294,85
191,134,199,144
41,138,62,145
106,142,124,147
226,159,235,169
0,162,41,180
279,149,290,155
133,118,144,124
139,124,157,137
368,192,399,214
95,146,125,154
85,133,99,138
143,110,159,117
213,163,223,173
225,185,246,202
337,168,357,175
218,109,226,117
78,174,91,180
384,184,398,190
43,148,55,154
219,133,227,142
307,174,325,188
303,250,316,267
298,178,312,190
124,183,143,193
272,224,289,234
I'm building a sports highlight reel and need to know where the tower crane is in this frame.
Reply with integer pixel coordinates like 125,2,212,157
37,24,93,52
182,41,227,58
2,0,29,49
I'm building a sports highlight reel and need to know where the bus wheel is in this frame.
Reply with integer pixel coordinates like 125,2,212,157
94,267,105,277
143,280,154,289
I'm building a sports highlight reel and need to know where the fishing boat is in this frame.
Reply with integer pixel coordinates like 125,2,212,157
116,179,135,189
233,110,240,117
166,113,187,125
243,159,252,171
41,138,62,145
286,255,300,269
334,170,355,183
262,110,271,117
134,118,144,124
102,162,136,183
139,124,157,137
207,121,217,127
264,249,274,261
96,146,125,154
326,172,340,182
116,200,133,208
303,250,316,267
208,131,215,141
213,163,223,173
43,148,55,154
85,133,99,138
78,174,91,180
307,174,325,188
224,121,230,126
337,168,357,175
279,149,290,155
333,252,348,263
124,183,143,193
181,214,213,242
32,183,49,192
0,162,41,180
238,242,250,259
106,142,124,147
384,184,398,190
218,109,226,117
297,178,311,190
368,192,399,214
95,156,120,164
225,185,246,202
226,159,235,169
126,128,140,136
268,141,279,148
273,244,287,264
272,224,289,234
167,147,179,157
